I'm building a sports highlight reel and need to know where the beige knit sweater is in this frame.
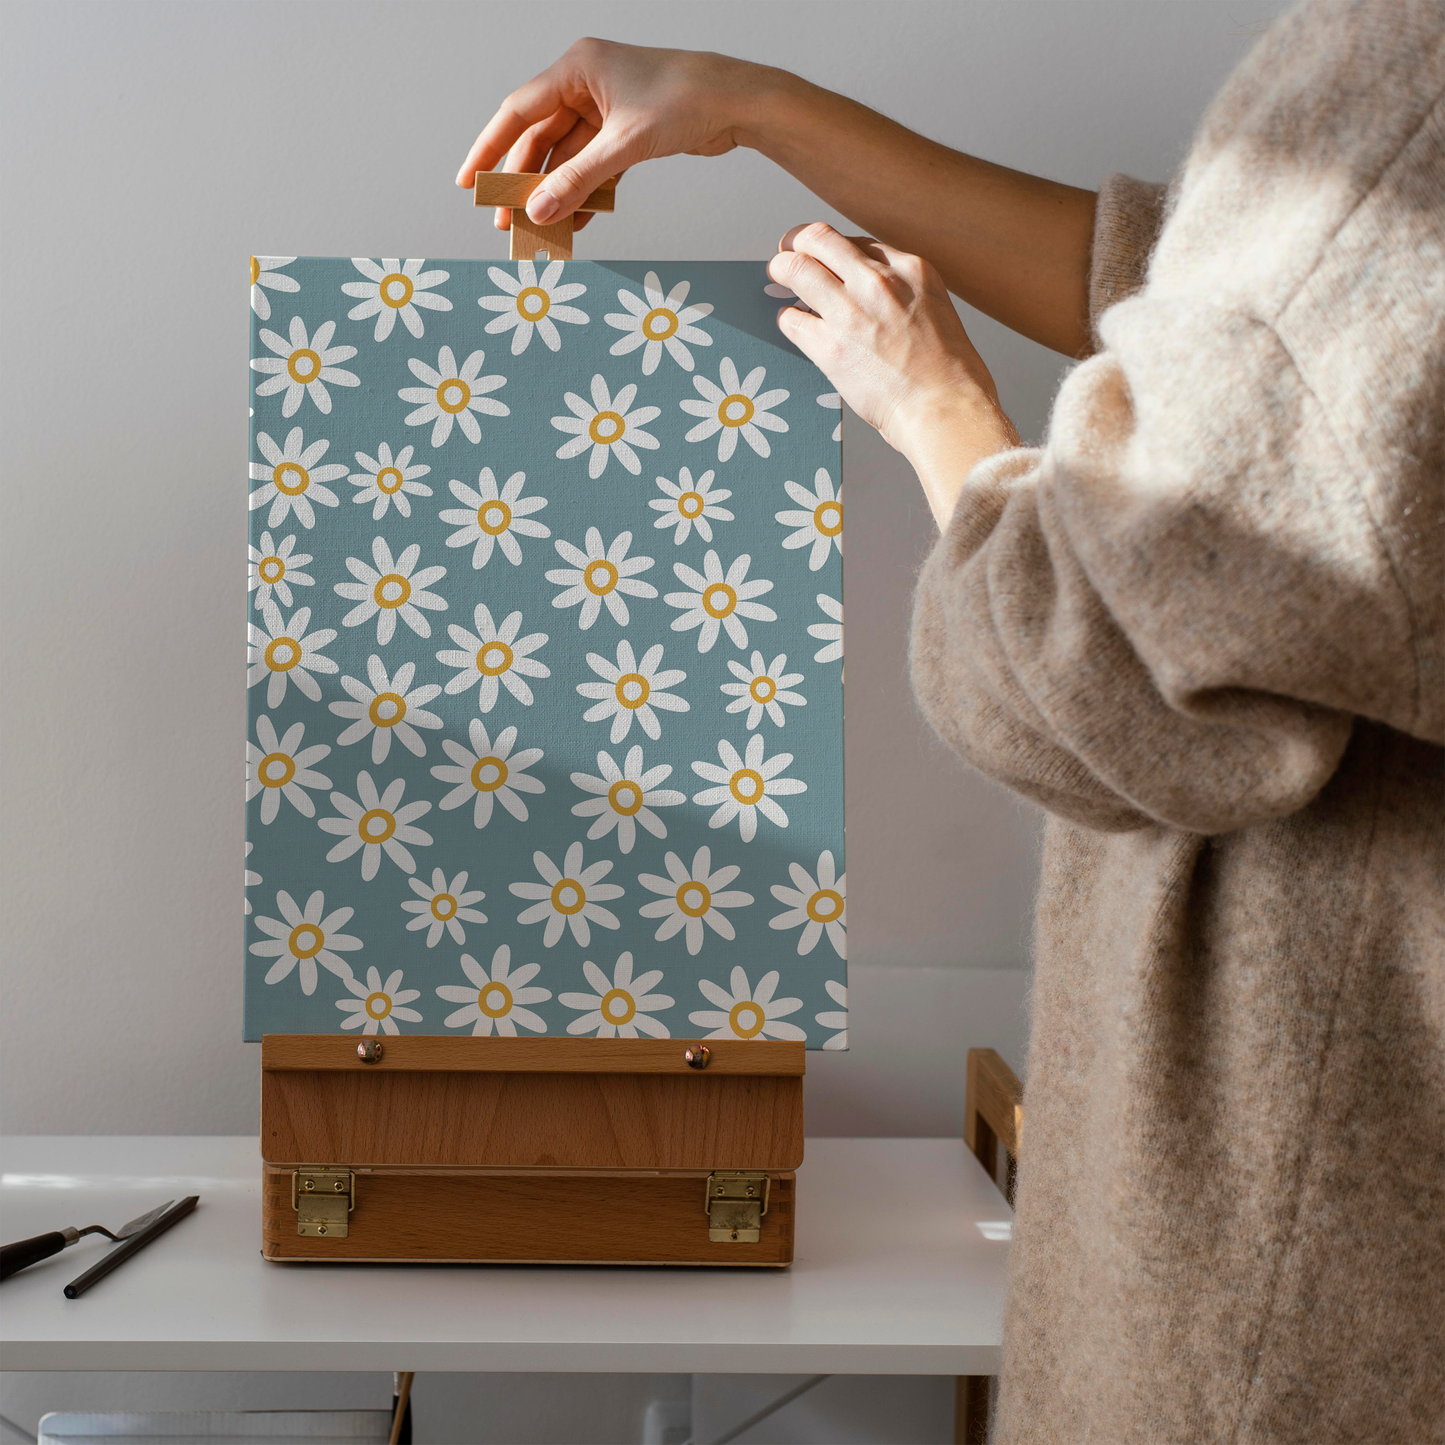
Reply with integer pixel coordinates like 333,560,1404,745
909,2,1444,1441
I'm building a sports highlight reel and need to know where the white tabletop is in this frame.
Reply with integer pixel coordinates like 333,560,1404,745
0,1136,1011,1376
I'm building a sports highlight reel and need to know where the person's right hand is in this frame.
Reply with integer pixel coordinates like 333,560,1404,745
456,40,772,232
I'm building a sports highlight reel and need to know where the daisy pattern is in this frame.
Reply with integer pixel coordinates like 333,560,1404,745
436,946,550,1037
559,952,674,1038
509,841,624,949
689,965,806,1042
249,890,360,996
551,374,660,479
246,603,338,709
638,846,753,956
250,256,298,322
244,841,260,915
769,850,847,958
817,391,842,442
776,468,844,571
570,745,684,853
251,316,359,417
478,259,589,354
809,593,844,664
248,531,313,611
578,640,688,744
721,652,806,729
399,345,509,448
649,467,733,546
246,715,331,824
348,442,432,520
691,735,806,842
334,537,448,646
329,656,442,764
401,868,487,948
546,528,657,630
431,718,545,828
665,550,777,654
318,772,433,881
440,468,549,569
816,979,849,1050
337,965,424,1035
680,358,788,462
248,428,345,530
343,258,452,342
604,270,713,374
437,603,549,712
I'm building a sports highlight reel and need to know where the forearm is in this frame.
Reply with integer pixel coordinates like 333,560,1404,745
740,69,1097,358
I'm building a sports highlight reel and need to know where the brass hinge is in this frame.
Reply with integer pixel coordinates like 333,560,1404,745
292,1167,354,1238
706,1170,769,1242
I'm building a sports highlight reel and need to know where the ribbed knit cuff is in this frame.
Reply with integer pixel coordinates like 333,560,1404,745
1087,173,1168,350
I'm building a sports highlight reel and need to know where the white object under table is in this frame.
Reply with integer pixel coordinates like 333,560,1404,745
0,1135,1011,1375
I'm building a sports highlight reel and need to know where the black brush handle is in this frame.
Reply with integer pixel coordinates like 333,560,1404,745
1,1232,68,1281
64,1195,197,1299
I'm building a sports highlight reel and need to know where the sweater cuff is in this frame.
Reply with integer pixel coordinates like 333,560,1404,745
1087,174,1168,350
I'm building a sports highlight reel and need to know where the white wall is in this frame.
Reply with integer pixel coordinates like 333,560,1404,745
0,0,1284,1143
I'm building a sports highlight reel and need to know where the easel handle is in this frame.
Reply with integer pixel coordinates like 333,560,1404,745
473,171,617,261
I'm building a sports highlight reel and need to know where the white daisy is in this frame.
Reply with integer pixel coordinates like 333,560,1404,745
638,846,753,956
559,952,674,1038
776,468,844,571
721,651,806,730
250,256,298,322
649,467,733,546
244,841,260,915
570,744,684,853
249,889,361,996
249,427,345,530
330,656,442,764
248,531,313,611
437,603,550,712
665,549,777,654
318,771,433,881
691,735,806,843
680,358,788,462
337,965,424,1035
688,965,806,1042
349,442,432,520
251,316,359,418
604,270,713,374
577,639,688,745
769,850,847,959
343,258,452,342
246,715,331,824
431,717,545,829
817,392,842,442
440,468,549,569
401,867,487,948
399,345,509,448
436,946,550,1037
246,602,338,709
809,593,844,664
509,840,624,949
333,537,448,646
546,527,657,630
551,374,661,479
816,979,848,1050
478,259,589,354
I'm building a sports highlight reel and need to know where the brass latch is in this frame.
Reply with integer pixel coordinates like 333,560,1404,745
706,1171,769,1242
292,1167,354,1238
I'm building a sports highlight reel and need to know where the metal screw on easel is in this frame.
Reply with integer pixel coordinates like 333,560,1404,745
685,1045,711,1070
358,1040,384,1063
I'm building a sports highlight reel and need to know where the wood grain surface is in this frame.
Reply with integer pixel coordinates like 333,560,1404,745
471,172,617,212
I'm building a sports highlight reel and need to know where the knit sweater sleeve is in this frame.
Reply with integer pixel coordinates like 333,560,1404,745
1086,173,1168,351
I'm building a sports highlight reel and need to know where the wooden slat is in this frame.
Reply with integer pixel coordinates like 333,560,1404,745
508,213,573,262
472,171,616,212
965,1048,1023,1160
262,1034,804,1076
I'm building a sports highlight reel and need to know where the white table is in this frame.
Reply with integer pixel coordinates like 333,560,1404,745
0,1136,1010,1376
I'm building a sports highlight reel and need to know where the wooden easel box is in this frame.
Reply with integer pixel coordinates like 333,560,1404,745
260,1035,804,1266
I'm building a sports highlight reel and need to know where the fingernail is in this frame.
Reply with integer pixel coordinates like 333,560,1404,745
455,170,468,186
528,189,558,223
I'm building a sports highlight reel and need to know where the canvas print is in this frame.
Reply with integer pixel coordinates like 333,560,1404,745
245,257,845,1047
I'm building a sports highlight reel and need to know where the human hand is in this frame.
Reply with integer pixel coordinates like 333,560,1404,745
457,39,777,232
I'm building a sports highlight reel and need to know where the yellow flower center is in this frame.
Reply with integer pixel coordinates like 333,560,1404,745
380,273,414,309
250,256,261,285
718,394,754,428
588,410,625,445
375,466,404,494
749,675,776,704
729,1000,766,1039
477,500,512,535
475,640,514,676
478,981,513,1018
259,751,295,788
678,491,704,519
264,636,301,672
703,583,737,619
676,880,712,919
806,888,844,923
601,988,637,1025
437,378,472,414
642,307,678,340
365,991,393,1019
813,500,843,538
470,755,508,792
614,672,650,710
358,807,397,844
608,779,644,816
258,555,286,583
515,286,551,320
287,348,321,385
584,559,619,595
287,923,324,960
430,892,458,920
272,462,309,496
729,768,764,806
372,573,411,609
368,692,406,728
550,878,587,915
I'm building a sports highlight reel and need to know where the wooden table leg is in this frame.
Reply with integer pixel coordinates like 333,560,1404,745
955,1374,991,1444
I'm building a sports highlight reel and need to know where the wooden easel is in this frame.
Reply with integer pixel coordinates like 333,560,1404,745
472,171,617,260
